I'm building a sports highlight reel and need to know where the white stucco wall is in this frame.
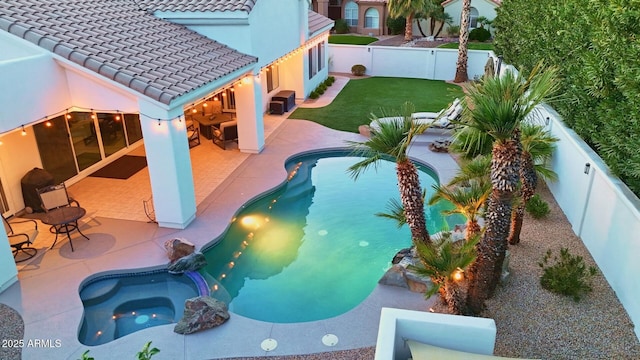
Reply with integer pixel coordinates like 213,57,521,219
0,131,43,212
329,44,490,81
0,34,72,133
64,68,139,113
539,105,640,340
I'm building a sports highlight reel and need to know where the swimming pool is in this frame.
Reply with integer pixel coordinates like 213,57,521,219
77,149,459,342
200,149,459,323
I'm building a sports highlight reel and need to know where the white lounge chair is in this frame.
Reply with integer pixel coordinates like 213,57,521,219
369,99,462,133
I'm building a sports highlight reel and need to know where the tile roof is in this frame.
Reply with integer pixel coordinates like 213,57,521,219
134,0,257,13
308,10,334,37
0,0,257,105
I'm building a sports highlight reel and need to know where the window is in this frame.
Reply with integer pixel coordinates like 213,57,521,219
308,48,317,79
364,8,379,29
266,64,279,93
345,1,358,27
317,42,325,71
469,7,479,28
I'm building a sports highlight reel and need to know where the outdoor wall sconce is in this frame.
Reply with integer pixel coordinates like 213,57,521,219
584,163,591,175
545,116,550,126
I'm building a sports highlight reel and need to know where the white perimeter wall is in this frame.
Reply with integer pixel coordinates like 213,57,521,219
329,44,490,80
537,104,640,340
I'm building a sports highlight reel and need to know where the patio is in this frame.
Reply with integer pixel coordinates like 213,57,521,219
0,81,461,358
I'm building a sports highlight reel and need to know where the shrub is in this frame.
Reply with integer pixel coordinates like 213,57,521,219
538,248,598,302
324,77,334,86
316,87,325,95
318,83,327,91
333,19,349,34
526,194,550,219
447,25,460,37
386,16,406,35
469,27,491,42
351,64,366,76
309,90,319,99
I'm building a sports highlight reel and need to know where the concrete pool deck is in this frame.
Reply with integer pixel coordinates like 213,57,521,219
0,79,461,359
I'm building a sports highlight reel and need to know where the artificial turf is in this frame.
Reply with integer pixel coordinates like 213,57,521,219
289,77,464,133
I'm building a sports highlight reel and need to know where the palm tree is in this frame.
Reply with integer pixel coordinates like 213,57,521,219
388,0,429,42
429,181,490,240
453,0,471,83
348,102,432,246
462,64,560,314
412,233,478,314
508,123,558,244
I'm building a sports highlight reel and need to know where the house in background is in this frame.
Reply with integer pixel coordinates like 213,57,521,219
313,0,390,36
0,0,332,231
441,0,500,32
312,0,499,38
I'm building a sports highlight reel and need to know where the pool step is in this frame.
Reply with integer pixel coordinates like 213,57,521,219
80,278,121,306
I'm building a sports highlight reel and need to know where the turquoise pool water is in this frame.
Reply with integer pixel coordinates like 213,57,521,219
200,150,460,323
77,150,460,343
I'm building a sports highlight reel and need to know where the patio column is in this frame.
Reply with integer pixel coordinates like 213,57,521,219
138,100,196,229
235,76,265,153
0,232,18,293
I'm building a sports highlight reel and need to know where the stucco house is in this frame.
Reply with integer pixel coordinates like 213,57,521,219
442,0,500,31
312,0,500,37
0,0,332,233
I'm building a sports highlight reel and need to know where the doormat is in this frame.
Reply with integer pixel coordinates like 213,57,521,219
88,155,147,180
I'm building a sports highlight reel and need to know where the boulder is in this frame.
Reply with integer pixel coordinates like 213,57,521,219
358,124,371,137
174,296,229,335
392,247,412,264
167,252,207,274
378,264,409,289
164,238,196,263
404,269,432,293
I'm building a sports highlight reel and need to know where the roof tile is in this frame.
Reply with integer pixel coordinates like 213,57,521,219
0,0,257,105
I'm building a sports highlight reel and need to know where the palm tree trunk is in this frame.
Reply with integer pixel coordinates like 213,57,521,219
453,0,471,83
466,220,481,241
509,150,536,245
444,280,466,315
466,138,520,314
404,13,414,42
397,160,431,246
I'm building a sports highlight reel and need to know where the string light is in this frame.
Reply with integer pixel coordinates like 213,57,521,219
21,125,26,136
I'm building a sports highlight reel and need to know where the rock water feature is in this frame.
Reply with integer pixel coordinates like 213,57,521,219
163,238,230,335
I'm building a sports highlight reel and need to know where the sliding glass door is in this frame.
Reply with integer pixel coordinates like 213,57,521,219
34,112,143,183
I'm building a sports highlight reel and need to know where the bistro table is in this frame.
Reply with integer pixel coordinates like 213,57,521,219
41,206,89,251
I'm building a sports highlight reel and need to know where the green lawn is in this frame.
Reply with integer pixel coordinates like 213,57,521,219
289,77,464,133
438,42,494,51
328,35,378,45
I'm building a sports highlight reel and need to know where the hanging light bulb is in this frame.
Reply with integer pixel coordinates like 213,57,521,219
66,113,72,120
115,115,121,121
45,120,52,127
21,125,27,136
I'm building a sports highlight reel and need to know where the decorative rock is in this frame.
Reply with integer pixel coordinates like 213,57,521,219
174,296,229,335
404,269,432,293
392,247,412,264
358,124,371,137
378,264,409,289
429,139,451,153
167,252,207,274
164,238,195,263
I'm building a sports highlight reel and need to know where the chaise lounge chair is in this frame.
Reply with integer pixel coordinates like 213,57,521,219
369,98,462,133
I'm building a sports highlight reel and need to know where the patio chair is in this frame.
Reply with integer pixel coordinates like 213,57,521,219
212,120,238,150
37,183,76,211
3,214,39,262
411,98,462,129
188,127,200,148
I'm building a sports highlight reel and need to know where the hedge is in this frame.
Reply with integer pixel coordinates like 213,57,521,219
494,0,640,196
